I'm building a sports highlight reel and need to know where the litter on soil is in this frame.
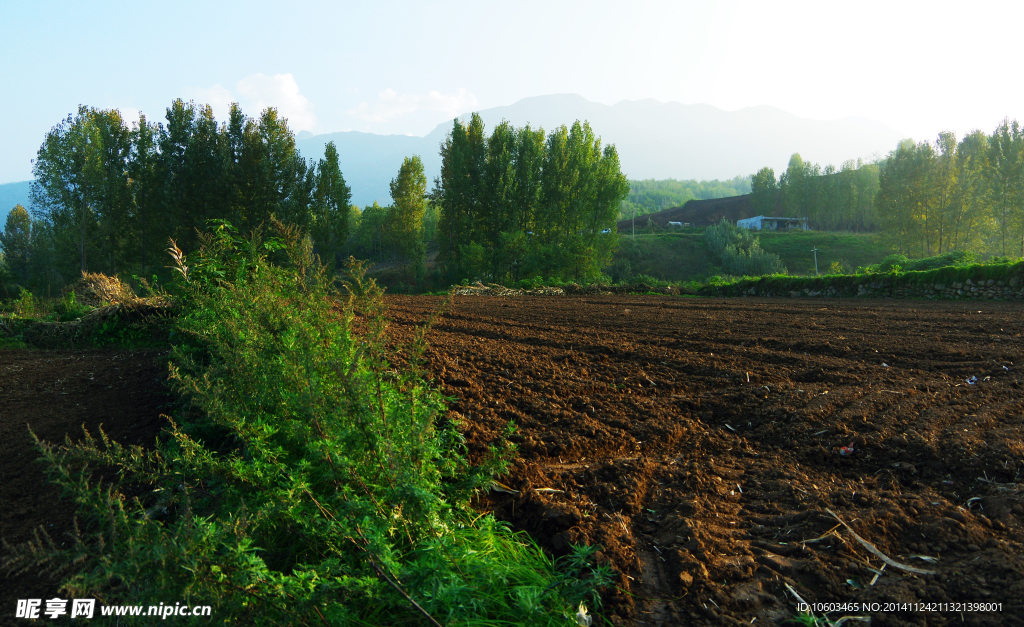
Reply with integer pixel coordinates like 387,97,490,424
3,295,1024,627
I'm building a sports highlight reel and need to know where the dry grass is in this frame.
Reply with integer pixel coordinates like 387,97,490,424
67,272,137,307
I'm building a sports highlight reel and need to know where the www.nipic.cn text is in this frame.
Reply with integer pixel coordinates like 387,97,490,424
16,598,212,619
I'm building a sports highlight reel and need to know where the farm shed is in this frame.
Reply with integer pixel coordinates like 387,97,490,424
736,215,809,231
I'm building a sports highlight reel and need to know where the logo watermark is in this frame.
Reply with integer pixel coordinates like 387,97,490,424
16,599,212,620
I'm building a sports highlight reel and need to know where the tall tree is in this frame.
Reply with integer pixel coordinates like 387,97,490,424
435,114,486,278
931,131,959,254
389,155,428,281
949,131,990,251
875,140,932,255
31,106,133,277
779,153,807,217
481,121,519,279
234,107,309,232
309,141,352,269
158,100,227,253
988,118,1024,255
129,113,160,272
0,205,32,286
750,167,777,216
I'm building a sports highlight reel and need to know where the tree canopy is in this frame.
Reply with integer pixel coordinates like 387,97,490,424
434,115,629,283
11,100,351,293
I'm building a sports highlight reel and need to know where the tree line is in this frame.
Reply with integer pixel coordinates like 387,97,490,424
1,101,630,295
750,156,880,232
874,122,1023,257
433,114,629,284
749,118,1024,259
2,101,351,295
622,176,751,220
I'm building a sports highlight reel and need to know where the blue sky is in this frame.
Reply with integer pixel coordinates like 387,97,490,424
2,0,1022,184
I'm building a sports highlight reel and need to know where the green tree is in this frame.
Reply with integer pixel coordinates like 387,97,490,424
234,106,310,232
31,106,133,278
436,116,628,283
750,167,777,216
350,202,391,261
779,153,806,217
875,140,932,255
704,217,785,276
309,141,352,269
988,118,1024,255
949,131,990,251
389,155,428,281
931,131,959,254
157,100,228,254
0,205,33,286
435,114,486,278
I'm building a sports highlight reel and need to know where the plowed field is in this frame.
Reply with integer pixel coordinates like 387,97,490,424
3,296,1024,626
0,349,171,626
386,295,1024,627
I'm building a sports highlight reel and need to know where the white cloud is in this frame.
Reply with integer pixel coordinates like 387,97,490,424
236,73,317,132
347,88,478,125
116,107,142,129
185,74,318,132
186,84,235,122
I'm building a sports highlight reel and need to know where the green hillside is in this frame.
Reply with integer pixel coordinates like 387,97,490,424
612,230,893,282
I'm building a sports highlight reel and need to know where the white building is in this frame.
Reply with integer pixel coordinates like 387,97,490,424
736,215,809,231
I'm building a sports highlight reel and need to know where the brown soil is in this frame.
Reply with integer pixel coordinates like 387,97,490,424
0,349,171,625
615,195,757,230
386,295,1024,626
3,296,1023,626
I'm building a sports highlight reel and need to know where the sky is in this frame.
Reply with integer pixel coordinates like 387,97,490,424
2,0,1022,184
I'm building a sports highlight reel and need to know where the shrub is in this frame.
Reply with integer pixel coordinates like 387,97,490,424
828,259,854,275
10,289,41,317
6,220,610,625
704,218,786,276
52,290,92,321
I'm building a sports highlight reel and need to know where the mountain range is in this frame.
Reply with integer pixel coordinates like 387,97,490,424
3,94,908,217
303,93,905,206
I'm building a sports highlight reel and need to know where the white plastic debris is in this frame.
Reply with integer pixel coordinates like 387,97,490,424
965,375,978,385
576,602,593,626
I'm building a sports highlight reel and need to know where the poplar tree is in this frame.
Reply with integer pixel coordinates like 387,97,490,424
950,131,990,251
750,167,777,215
32,106,133,276
988,119,1024,256
436,116,628,283
390,155,428,281
779,153,806,217
309,142,351,268
0,205,32,286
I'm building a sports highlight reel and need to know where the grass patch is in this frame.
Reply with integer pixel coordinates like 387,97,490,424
698,259,1024,298
611,230,893,283
756,231,887,275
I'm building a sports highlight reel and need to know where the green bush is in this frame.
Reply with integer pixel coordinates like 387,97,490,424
7,221,610,625
52,290,92,321
704,219,786,276
872,251,979,274
9,289,41,317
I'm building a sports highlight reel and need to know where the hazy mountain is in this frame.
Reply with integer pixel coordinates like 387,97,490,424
3,96,908,215
298,94,907,207
1,180,31,222
295,131,442,209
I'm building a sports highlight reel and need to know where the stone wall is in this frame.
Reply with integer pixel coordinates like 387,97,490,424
739,276,1024,300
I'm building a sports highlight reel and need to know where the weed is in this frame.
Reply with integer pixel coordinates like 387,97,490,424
5,220,609,626
52,290,92,322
